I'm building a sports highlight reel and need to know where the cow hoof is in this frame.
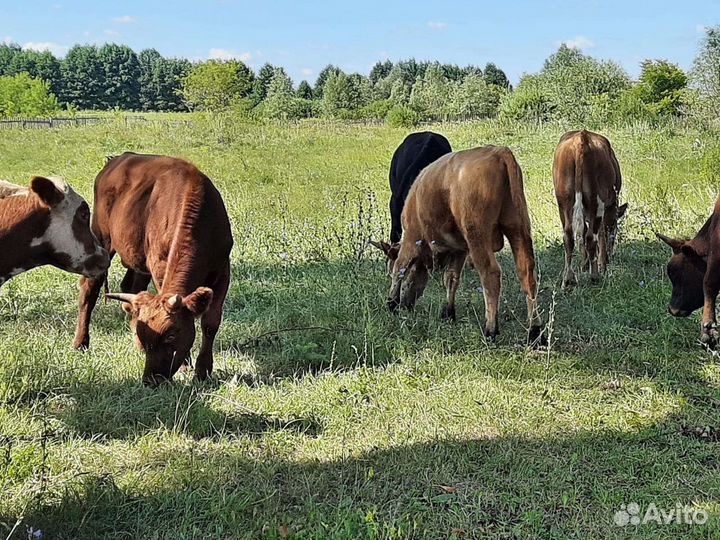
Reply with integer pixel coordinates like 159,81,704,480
590,273,601,284
387,298,400,314
441,304,456,322
528,326,547,348
484,327,499,340
73,337,89,350
700,329,718,349
561,278,576,290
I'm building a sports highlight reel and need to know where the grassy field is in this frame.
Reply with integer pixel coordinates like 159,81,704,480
0,116,719,539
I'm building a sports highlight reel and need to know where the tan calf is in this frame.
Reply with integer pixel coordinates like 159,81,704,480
386,146,543,344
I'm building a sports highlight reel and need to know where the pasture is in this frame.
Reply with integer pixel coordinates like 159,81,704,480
0,117,719,539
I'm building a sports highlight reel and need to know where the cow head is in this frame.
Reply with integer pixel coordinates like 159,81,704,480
387,241,431,312
369,240,400,274
657,232,706,317
30,176,109,278
602,201,628,266
105,288,214,386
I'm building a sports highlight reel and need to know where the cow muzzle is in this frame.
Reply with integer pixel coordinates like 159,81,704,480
669,306,690,318
82,248,111,278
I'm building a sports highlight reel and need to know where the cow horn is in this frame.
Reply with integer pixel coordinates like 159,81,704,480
655,232,680,248
166,294,183,311
105,292,138,304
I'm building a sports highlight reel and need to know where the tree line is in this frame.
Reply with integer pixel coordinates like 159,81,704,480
1,26,719,126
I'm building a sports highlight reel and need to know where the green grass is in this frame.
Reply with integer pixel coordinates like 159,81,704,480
0,116,719,539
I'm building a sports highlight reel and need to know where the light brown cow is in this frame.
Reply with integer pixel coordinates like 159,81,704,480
553,130,627,287
385,145,544,344
72,153,233,386
0,176,109,285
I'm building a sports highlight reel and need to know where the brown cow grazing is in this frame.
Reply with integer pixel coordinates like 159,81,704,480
658,199,720,347
553,130,627,288
385,145,544,344
0,176,109,285
72,153,233,386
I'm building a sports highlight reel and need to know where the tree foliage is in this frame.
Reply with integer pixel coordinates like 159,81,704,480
691,25,720,117
0,73,59,118
61,45,104,109
322,71,366,118
98,44,140,110
181,59,253,111
259,68,306,120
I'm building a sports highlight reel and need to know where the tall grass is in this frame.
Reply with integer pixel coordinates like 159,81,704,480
0,116,718,539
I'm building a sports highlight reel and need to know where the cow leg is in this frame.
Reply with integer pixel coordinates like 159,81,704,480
120,269,151,294
701,256,720,348
597,228,608,275
195,262,231,381
441,252,467,321
560,210,576,288
585,216,601,282
507,231,545,346
389,197,402,244
73,274,107,350
467,241,501,339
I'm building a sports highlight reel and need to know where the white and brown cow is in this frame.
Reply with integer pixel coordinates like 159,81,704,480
0,176,109,286
553,130,627,287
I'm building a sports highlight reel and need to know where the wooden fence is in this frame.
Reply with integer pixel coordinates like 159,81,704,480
0,115,193,129
0,116,105,129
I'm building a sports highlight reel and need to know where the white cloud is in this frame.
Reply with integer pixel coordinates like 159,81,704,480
696,24,707,34
208,48,252,62
427,21,448,29
301,67,314,77
3,36,13,45
560,35,595,50
113,15,135,24
105,29,120,37
23,41,69,57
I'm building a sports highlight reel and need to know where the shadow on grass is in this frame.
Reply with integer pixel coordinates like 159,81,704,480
221,237,711,383
48,378,324,441
10,409,719,540
1,240,719,539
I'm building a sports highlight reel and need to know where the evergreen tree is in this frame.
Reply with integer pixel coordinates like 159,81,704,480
369,60,393,84
263,67,301,119
61,45,104,109
296,80,313,99
138,48,163,111
313,64,341,99
98,44,141,110
250,63,275,104
483,62,510,88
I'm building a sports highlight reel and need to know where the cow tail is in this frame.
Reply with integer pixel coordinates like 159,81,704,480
572,131,588,242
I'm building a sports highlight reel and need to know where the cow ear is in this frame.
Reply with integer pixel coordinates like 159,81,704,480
370,240,391,254
30,176,65,207
617,203,628,219
183,287,213,317
681,243,698,258
387,243,400,261
369,240,401,261
656,232,683,253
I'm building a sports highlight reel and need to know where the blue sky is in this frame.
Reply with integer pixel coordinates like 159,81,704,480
1,0,717,85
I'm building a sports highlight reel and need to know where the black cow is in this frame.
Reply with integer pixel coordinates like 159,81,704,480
371,132,451,264
388,131,452,243
658,197,720,347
